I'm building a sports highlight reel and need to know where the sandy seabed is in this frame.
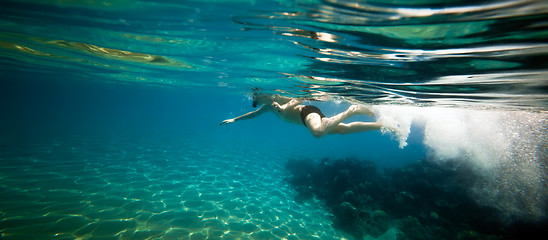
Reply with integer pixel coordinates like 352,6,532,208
0,139,345,240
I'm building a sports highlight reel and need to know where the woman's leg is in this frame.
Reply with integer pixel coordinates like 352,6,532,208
305,105,375,138
329,122,382,135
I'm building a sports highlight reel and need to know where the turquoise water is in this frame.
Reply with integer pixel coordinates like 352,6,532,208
1,0,547,239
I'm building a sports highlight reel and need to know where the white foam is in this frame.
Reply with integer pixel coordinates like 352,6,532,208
373,105,548,220
374,105,415,149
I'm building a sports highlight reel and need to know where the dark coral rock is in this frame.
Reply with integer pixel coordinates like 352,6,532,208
285,158,528,240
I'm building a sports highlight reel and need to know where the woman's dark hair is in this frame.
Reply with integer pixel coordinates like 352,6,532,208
252,94,258,108
251,87,261,108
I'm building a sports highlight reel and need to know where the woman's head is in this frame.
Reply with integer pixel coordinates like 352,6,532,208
251,88,271,108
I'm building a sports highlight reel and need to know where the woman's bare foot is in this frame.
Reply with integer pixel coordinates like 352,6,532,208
349,105,375,117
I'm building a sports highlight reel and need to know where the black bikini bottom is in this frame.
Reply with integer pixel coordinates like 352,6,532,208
300,105,326,127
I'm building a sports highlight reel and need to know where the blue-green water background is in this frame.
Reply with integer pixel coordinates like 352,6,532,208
1,76,423,166
1,0,547,239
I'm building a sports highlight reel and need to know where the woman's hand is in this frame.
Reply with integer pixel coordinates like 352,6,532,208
220,118,235,125
272,102,283,112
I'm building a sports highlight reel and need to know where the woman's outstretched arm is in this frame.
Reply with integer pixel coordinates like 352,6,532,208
220,105,269,125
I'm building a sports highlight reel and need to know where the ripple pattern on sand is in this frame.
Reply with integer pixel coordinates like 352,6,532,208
0,139,344,240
